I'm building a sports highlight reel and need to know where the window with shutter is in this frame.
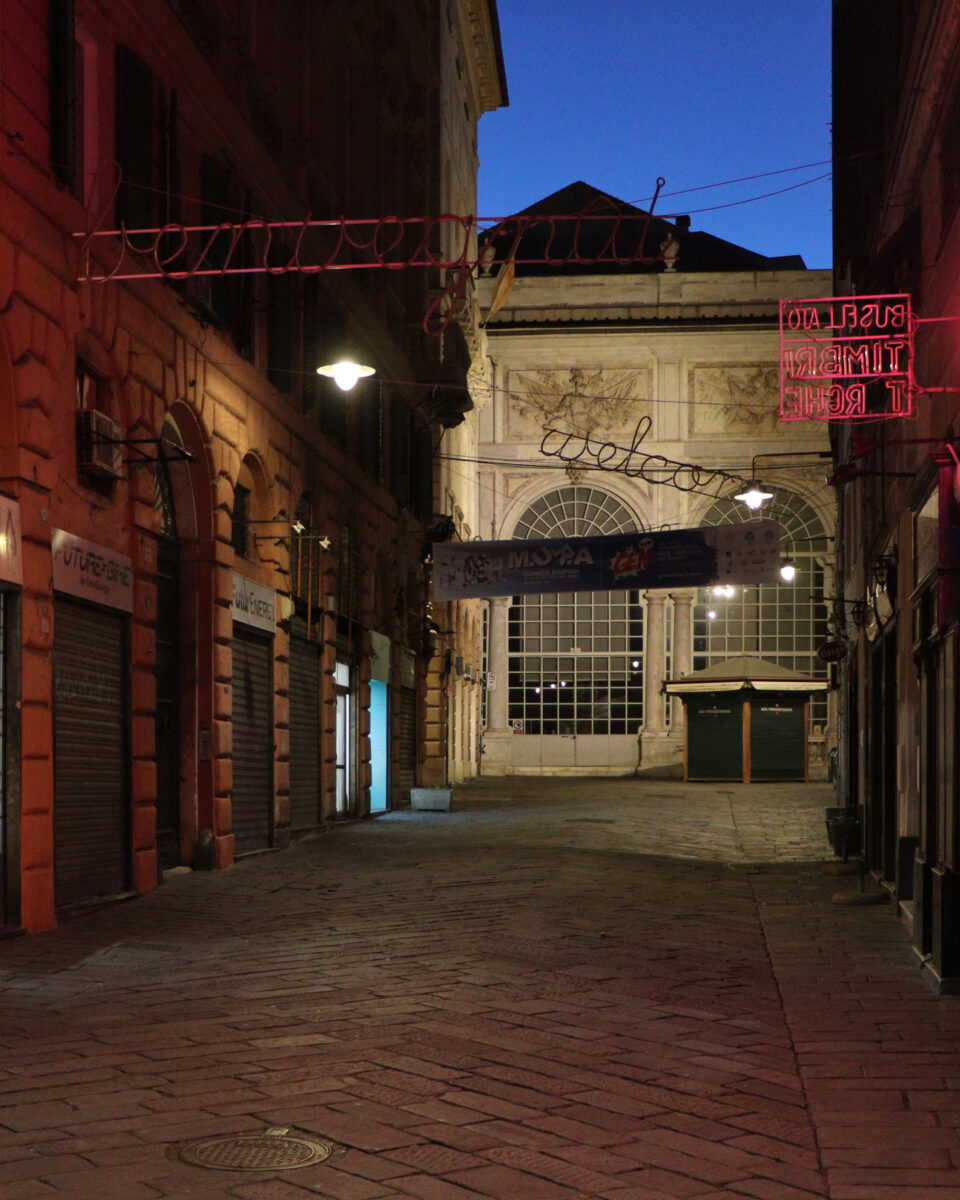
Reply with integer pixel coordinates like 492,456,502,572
114,44,156,233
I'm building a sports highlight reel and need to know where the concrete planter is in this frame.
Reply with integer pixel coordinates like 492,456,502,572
411,787,452,812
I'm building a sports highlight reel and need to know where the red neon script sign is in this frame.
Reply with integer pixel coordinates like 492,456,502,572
780,294,914,422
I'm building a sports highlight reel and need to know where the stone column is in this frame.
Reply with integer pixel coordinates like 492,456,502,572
669,590,695,729
640,590,683,774
482,597,513,773
642,592,667,733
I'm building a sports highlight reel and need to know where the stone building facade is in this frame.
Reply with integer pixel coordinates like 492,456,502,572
832,0,960,989
473,184,835,777
0,0,505,931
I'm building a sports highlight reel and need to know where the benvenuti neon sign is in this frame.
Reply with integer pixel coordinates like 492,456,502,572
780,294,915,422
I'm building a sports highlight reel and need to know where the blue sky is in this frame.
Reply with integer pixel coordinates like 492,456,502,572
478,0,832,269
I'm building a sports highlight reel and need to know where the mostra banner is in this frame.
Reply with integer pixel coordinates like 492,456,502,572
433,520,781,601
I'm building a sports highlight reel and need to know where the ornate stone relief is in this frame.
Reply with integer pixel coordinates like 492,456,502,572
688,363,780,436
505,367,653,442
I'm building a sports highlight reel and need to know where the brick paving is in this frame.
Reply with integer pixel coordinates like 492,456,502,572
1,777,959,1199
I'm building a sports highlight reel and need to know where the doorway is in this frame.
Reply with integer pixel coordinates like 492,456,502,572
53,598,129,907
335,660,353,815
369,679,388,812
154,538,180,868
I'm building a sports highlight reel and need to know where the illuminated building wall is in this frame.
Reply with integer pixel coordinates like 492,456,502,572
0,1,505,931
473,183,835,777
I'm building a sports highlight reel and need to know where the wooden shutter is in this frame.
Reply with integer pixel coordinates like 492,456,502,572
114,44,155,231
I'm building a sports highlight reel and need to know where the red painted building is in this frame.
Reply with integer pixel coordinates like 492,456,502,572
833,1,960,988
0,1,505,931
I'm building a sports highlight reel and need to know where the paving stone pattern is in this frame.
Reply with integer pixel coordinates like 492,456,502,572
1,778,959,1198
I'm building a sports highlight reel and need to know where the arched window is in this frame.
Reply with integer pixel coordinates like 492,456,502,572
695,487,830,730
513,486,639,540
507,486,644,736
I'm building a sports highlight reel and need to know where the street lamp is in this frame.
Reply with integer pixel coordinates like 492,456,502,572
734,479,774,510
315,309,376,391
316,358,376,391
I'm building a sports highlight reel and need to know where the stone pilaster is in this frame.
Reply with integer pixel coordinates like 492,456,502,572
640,591,683,774
669,590,695,729
482,597,513,773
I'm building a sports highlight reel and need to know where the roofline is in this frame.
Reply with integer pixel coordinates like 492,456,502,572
487,1,509,105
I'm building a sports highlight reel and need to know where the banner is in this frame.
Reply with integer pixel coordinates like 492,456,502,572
433,520,780,601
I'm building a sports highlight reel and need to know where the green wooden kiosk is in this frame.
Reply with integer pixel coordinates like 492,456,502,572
663,656,829,783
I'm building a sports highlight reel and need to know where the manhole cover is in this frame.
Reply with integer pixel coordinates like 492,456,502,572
179,1128,333,1172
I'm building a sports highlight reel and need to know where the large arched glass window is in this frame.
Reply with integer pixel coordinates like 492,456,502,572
695,487,830,730
507,486,644,735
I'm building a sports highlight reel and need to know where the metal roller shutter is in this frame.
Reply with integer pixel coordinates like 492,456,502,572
750,697,806,782
687,696,744,781
394,686,416,806
289,623,321,831
231,627,274,853
53,598,128,908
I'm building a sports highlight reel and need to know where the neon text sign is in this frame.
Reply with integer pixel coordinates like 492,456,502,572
780,294,914,422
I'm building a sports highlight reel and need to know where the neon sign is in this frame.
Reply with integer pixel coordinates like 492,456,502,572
73,171,668,335
779,294,914,422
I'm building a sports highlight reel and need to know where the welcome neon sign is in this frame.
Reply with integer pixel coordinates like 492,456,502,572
780,294,914,422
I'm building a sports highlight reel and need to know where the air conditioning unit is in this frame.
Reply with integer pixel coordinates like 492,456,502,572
77,409,124,478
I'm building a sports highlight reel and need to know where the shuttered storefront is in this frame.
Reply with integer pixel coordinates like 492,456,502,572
750,698,807,781
289,620,322,831
0,593,6,924
393,686,417,806
53,597,128,908
231,626,274,852
686,696,744,781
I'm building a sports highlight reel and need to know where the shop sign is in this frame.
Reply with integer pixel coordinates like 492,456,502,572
232,573,276,634
433,519,780,601
780,294,913,422
0,495,22,586
52,529,133,612
817,639,848,663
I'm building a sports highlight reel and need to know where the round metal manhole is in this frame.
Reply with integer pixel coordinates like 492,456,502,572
178,1128,333,1172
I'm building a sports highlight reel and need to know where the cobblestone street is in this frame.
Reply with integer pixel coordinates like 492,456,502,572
1,777,958,1199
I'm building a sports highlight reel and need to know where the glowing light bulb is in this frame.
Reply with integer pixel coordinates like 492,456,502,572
317,359,376,391
734,480,773,510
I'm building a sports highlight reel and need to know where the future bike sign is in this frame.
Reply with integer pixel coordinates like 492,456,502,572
780,294,914,422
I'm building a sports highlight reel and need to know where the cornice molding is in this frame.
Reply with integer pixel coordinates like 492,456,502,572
458,0,508,116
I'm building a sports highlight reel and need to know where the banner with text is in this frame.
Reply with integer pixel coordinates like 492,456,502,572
433,520,780,601
52,529,133,612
